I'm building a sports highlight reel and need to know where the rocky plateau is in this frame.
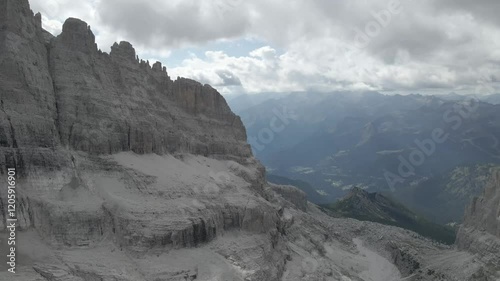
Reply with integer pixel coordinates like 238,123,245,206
0,0,499,280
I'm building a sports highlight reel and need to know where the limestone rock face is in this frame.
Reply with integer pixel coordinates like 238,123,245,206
0,0,58,153
0,0,271,279
110,41,136,62
459,169,500,238
48,18,249,158
270,183,307,211
58,18,97,54
1,0,250,162
456,168,500,279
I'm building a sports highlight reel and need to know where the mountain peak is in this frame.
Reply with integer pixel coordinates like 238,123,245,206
59,17,97,53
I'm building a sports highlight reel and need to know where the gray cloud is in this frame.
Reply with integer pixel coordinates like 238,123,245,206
30,0,500,94
96,0,251,48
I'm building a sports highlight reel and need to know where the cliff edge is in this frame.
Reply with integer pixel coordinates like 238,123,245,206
456,168,500,279
0,0,499,280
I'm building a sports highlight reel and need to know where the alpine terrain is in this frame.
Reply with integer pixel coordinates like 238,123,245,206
0,0,499,280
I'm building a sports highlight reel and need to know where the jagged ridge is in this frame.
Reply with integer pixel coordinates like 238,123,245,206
0,0,289,279
322,187,456,244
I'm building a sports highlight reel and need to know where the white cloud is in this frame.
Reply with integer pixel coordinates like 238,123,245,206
29,0,500,95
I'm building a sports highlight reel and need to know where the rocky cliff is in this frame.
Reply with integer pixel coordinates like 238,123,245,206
0,2,250,159
323,187,457,244
456,168,500,279
0,0,499,280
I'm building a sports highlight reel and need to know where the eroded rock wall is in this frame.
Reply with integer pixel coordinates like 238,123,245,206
456,168,500,279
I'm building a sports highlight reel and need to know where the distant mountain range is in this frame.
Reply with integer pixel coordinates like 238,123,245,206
321,187,456,244
229,92,500,223
481,93,500,105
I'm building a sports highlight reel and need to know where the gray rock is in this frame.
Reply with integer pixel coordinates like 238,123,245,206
0,0,499,280
456,168,500,279
458,168,500,240
269,183,307,211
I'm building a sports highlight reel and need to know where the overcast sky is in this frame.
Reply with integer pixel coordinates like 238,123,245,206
30,0,500,96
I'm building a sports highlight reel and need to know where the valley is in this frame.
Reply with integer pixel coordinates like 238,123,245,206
0,0,499,280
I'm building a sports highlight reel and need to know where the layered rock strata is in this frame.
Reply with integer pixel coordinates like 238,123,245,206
0,0,499,280
456,168,500,279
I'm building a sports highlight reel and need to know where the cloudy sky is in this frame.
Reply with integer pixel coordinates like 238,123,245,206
30,0,500,96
